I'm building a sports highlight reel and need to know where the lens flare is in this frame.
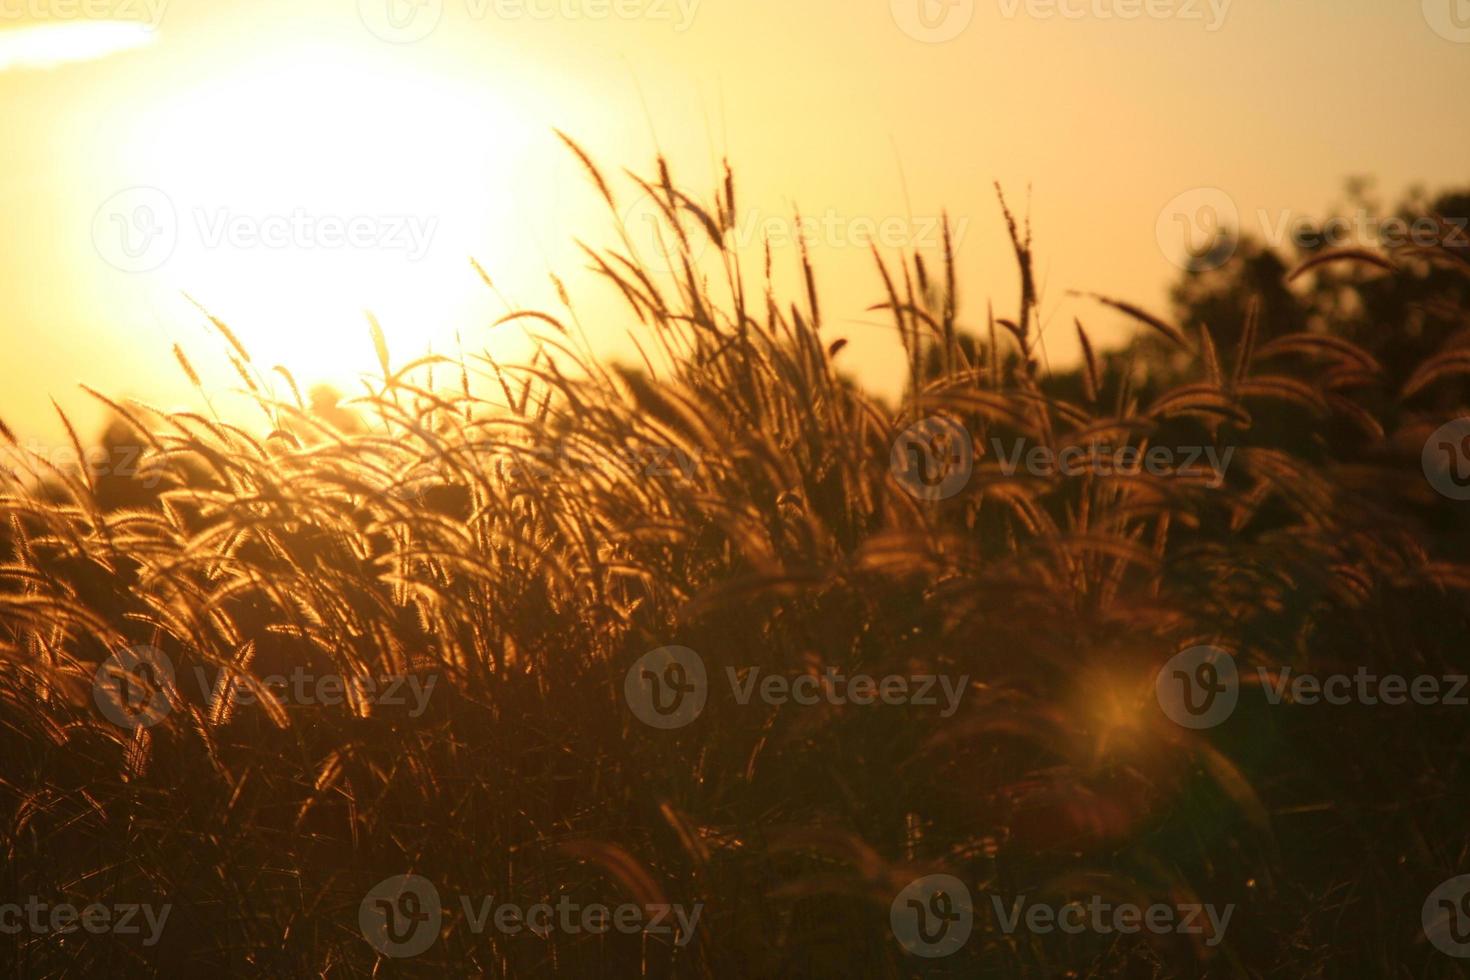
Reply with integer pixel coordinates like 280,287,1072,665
0,22,156,72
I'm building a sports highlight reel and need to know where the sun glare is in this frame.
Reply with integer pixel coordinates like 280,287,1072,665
0,21,156,72
99,45,554,390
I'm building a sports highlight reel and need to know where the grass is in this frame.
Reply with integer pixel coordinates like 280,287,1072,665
1,142,1470,977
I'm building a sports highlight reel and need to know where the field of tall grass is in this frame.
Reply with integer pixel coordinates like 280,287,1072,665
2,143,1470,977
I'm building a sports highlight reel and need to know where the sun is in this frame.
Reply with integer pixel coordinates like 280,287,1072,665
102,43,554,392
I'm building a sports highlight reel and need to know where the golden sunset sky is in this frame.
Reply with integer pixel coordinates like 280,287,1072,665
1,0,1467,445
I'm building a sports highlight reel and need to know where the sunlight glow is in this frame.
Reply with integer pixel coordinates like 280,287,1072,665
107,45,552,387
0,22,155,71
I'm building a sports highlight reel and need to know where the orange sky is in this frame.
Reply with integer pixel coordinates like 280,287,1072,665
1,0,1467,446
